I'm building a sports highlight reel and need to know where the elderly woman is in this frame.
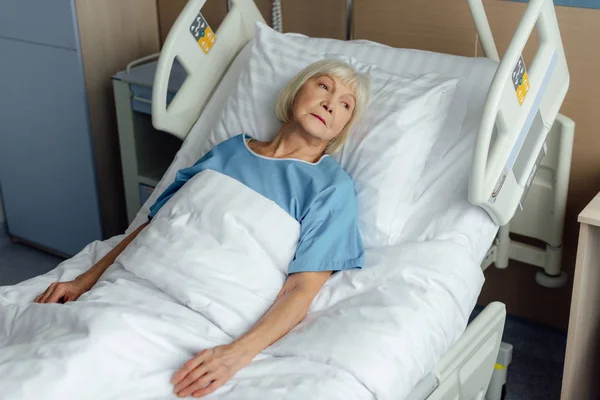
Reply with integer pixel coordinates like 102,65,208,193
34,59,370,398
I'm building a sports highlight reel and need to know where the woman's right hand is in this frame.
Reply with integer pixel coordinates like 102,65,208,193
34,278,90,304
32,222,149,305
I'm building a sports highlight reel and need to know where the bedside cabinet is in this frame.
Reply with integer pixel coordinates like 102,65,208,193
561,192,600,399
113,58,185,224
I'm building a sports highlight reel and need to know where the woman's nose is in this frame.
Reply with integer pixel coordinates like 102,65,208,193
322,104,333,113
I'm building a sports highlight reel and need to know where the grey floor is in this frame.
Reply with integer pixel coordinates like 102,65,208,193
470,307,567,400
0,226,65,285
0,226,567,399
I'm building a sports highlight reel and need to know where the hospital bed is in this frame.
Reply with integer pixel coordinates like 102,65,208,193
146,0,571,399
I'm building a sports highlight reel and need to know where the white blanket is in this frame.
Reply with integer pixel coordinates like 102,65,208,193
0,169,484,400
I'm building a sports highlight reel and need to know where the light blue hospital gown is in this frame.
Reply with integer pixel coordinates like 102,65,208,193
148,133,364,274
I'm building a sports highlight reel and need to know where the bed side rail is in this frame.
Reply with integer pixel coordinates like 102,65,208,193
152,0,264,140
467,0,569,226
428,302,506,400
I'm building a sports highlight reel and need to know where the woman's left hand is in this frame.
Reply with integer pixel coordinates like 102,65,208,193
172,344,251,398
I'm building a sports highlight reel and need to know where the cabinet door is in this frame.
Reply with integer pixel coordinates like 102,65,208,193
0,0,78,49
0,38,102,255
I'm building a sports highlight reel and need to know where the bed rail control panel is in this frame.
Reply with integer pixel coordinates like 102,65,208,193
189,11,216,54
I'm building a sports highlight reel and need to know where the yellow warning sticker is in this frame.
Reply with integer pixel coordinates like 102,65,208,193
516,71,530,106
189,12,216,54
197,26,216,54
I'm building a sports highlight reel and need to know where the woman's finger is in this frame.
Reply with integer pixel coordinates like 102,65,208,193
174,365,210,394
172,350,210,384
46,286,66,304
178,372,217,398
34,290,46,303
38,286,56,304
192,377,223,398
35,284,53,303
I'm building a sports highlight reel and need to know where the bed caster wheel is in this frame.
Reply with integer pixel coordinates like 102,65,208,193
535,270,568,288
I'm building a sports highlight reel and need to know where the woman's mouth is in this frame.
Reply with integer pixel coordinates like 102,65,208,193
310,113,326,126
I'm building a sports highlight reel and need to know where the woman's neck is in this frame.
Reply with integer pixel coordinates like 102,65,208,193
251,124,327,163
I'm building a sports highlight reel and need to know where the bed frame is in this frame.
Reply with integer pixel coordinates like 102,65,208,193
151,0,571,398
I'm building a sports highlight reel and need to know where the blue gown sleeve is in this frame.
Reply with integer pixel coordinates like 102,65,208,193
288,179,364,274
147,150,215,220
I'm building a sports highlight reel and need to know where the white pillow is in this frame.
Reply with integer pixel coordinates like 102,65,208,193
199,23,460,246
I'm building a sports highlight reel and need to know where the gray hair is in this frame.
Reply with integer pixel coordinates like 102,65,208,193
274,59,370,154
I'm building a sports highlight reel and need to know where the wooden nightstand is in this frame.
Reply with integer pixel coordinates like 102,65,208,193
561,192,600,399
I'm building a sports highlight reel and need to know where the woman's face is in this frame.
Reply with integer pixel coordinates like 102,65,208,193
291,74,356,143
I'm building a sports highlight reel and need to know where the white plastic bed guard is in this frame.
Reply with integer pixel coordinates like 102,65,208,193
468,0,569,226
153,0,569,227
152,0,264,139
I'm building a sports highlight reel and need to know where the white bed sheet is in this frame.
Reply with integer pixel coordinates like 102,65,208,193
0,41,500,400
0,250,373,400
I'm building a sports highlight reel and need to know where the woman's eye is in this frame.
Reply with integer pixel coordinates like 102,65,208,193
320,83,328,90
343,102,350,109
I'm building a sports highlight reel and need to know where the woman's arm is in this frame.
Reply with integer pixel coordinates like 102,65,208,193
172,270,332,398
78,221,149,289
35,221,149,303
234,270,332,357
